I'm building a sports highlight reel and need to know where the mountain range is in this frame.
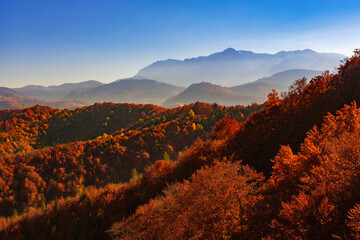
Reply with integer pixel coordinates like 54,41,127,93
1,49,344,109
64,78,185,106
136,48,344,86
13,80,104,101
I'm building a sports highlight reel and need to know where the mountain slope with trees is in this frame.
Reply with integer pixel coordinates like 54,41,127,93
0,101,261,218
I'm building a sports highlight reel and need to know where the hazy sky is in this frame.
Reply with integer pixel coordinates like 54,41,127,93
1,0,360,87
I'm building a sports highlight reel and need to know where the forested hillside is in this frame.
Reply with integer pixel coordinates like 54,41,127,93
0,50,359,240
0,101,260,218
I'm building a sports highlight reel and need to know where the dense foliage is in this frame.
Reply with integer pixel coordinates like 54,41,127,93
0,106,57,155
0,102,260,217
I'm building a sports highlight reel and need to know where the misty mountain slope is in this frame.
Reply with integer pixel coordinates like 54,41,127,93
0,87,18,95
14,80,103,101
230,69,322,101
136,48,344,86
66,78,185,105
162,82,257,108
0,87,27,109
48,80,103,90
0,101,24,109
0,86,87,110
256,69,322,85
269,49,344,74
162,69,321,107
0,88,25,109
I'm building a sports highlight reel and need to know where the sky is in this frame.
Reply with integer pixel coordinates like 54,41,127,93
1,0,360,88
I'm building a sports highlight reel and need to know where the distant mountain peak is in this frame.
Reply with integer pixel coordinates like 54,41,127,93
221,48,254,55
114,78,157,83
303,48,316,53
188,81,219,88
275,49,317,57
210,48,243,57
136,48,344,87
223,47,238,53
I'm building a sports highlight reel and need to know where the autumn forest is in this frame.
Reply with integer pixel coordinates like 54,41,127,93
0,51,359,239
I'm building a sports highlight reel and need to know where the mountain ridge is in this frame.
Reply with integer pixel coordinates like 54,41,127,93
162,81,257,108
162,69,322,107
136,48,345,86
230,69,322,101
64,78,185,105
1,49,346,110
13,80,104,101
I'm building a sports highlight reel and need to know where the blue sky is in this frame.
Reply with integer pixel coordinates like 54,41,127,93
1,0,360,87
